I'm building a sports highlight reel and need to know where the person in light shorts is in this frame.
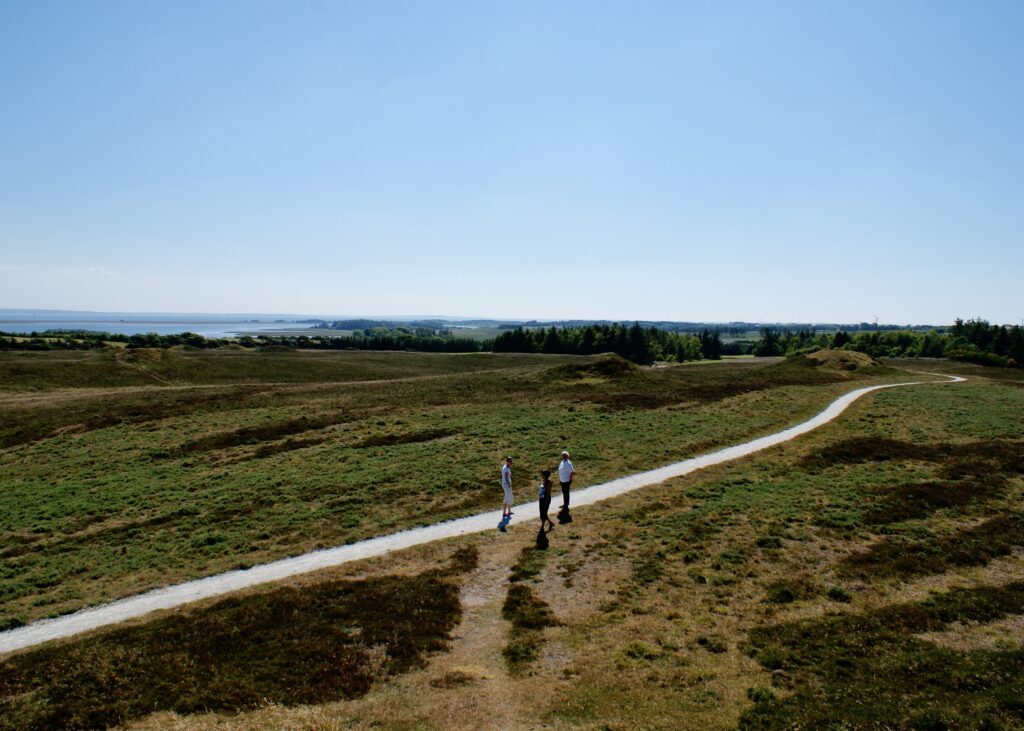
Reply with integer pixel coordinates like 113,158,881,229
501,456,514,518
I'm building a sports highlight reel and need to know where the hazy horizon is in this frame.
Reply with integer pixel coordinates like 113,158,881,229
0,307,962,329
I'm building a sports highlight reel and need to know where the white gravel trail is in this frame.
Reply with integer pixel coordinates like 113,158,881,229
0,373,964,654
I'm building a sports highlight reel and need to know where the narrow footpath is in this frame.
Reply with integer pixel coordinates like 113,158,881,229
0,373,965,655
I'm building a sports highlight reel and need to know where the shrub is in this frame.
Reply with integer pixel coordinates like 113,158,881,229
826,586,853,603
697,635,728,653
765,577,818,604
621,641,660,661
756,535,783,549
502,584,558,630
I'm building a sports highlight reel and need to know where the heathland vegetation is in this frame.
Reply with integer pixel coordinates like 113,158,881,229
0,349,885,629
1,346,1022,728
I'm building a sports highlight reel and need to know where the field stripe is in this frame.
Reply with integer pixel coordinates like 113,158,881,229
0,373,964,654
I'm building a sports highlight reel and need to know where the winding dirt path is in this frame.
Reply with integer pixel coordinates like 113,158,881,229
0,373,964,655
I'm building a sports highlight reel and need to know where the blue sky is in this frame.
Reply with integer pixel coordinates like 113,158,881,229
1,1,1021,324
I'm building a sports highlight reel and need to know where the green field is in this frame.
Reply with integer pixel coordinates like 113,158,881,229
1,350,1021,729
0,349,890,626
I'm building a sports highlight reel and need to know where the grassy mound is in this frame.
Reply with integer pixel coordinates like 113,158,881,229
792,349,882,371
121,348,163,364
547,354,639,381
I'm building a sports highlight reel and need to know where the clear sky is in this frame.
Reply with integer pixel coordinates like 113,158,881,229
1,1,1021,324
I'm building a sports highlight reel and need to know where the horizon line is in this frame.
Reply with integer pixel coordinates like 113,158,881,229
0,307,954,328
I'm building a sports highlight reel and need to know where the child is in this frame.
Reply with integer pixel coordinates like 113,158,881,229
538,469,555,531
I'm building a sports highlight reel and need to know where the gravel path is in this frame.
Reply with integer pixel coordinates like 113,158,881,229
0,373,964,655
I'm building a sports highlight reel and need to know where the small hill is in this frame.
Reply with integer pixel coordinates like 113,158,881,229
547,353,639,381
121,348,163,364
787,349,882,371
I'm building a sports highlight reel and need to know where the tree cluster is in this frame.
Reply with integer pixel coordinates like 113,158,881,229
123,332,219,349
260,332,486,353
0,334,106,351
749,319,1023,368
492,323,722,363
0,330,129,351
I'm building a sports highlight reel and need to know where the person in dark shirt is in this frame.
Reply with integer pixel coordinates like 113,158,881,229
538,469,554,531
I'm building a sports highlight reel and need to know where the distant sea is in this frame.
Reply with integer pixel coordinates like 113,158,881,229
0,312,316,338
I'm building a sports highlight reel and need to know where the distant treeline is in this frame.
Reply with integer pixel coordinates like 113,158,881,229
314,319,464,334
0,330,213,351
493,323,722,363
503,320,941,336
0,331,118,351
2,318,1020,369
258,332,487,353
751,319,1023,368
115,329,488,353
0,329,490,354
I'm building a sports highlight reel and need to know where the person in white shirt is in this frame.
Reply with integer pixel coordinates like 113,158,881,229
558,451,576,508
501,457,514,519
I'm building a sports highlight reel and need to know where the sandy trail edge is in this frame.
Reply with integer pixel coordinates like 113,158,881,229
0,373,964,654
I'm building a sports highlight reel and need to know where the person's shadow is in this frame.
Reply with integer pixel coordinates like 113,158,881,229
535,527,549,550
557,505,573,524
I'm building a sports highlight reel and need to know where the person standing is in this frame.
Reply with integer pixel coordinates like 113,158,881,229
558,451,576,508
538,469,555,531
501,456,514,519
